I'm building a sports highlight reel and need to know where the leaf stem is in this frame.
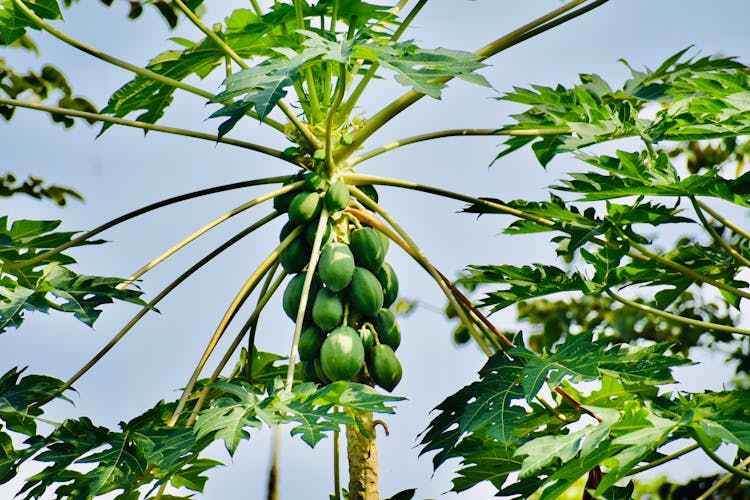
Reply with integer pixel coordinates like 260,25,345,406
45,212,281,404
168,225,304,426
697,455,750,500
346,192,496,355
336,0,609,160
628,443,700,476
248,260,282,382
171,0,322,149
339,0,426,119
605,289,750,336
118,182,302,289
618,228,750,302
285,207,331,391
10,0,283,133
2,177,295,272
346,127,571,167
690,196,750,269
186,269,287,425
694,430,750,480
333,427,342,500
325,63,347,177
0,98,292,161
696,199,750,242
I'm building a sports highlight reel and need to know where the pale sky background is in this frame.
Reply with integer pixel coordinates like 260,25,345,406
2,1,750,499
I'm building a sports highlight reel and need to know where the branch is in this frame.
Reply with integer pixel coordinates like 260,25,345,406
2,177,298,272
336,0,609,160
0,98,295,162
10,0,284,133
694,430,750,481
605,289,750,337
347,127,571,166
690,197,750,269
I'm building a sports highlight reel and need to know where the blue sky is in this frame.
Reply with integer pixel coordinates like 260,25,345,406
2,1,750,498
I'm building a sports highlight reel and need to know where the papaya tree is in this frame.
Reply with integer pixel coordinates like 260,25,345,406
1,1,750,499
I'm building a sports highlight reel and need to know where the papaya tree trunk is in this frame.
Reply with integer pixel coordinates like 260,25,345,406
346,410,378,500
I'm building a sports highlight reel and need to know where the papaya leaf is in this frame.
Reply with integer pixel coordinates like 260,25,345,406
0,0,61,44
0,367,65,436
450,442,522,493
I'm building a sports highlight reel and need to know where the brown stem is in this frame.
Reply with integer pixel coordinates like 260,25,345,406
553,386,603,423
346,410,379,500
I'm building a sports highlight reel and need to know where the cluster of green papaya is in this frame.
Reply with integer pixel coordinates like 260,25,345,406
275,172,404,392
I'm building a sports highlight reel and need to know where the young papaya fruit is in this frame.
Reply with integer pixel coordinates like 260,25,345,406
300,360,319,383
311,288,344,332
453,324,470,344
314,358,332,384
304,171,327,192
273,176,302,212
373,308,401,350
369,344,402,392
376,262,399,308
350,227,386,272
347,267,384,318
298,324,325,361
359,325,375,351
325,181,350,212
279,236,310,273
320,326,365,381
288,191,322,225
282,273,321,320
318,242,355,292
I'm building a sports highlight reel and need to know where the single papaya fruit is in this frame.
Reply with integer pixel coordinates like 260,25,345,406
359,325,375,351
300,360,319,382
288,191,322,225
369,344,402,392
325,181,350,212
347,267,384,318
318,242,355,292
312,288,344,332
273,176,302,212
279,237,310,273
350,227,386,272
314,358,332,384
320,326,365,381
374,308,401,350
282,273,321,320
376,262,399,308
453,324,470,344
304,171,327,192
279,220,297,242
298,324,325,361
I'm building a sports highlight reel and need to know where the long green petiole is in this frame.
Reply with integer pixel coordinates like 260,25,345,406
0,98,293,161
696,199,750,241
186,269,287,426
325,63,348,177
628,443,699,476
168,225,304,426
346,127,572,167
41,212,282,405
247,261,283,382
605,289,750,337
3,177,293,272
347,189,496,355
697,455,750,500
118,182,303,289
336,0,609,160
285,207,331,391
11,0,285,133
171,0,322,150
691,197,750,268
693,430,750,480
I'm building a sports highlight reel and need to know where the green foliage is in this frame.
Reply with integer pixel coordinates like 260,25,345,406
0,0,60,45
0,173,81,205
0,217,147,333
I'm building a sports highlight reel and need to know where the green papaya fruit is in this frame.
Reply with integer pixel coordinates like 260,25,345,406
359,325,375,351
369,344,402,392
318,242,355,292
288,191,322,225
273,176,302,212
374,308,401,350
305,218,333,247
325,181,350,212
312,288,344,332
350,227,386,272
320,326,365,381
300,360,319,382
282,273,321,320
376,262,399,308
453,324,470,344
298,324,325,361
279,237,310,273
304,171,327,192
279,220,297,242
347,267,384,318
314,358,332,384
